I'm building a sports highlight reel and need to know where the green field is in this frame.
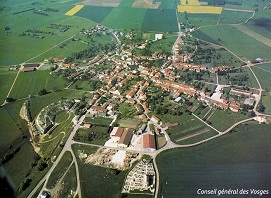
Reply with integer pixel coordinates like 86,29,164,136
219,10,253,24
0,68,17,104
252,65,271,91
0,0,94,66
75,6,114,23
30,89,86,118
192,25,271,61
167,114,218,144
141,9,178,32
72,144,129,198
262,92,271,115
208,109,248,131
46,151,73,188
179,13,219,27
84,117,112,126
156,124,271,198
9,71,68,99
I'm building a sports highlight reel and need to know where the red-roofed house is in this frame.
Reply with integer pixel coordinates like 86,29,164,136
110,127,124,142
142,134,156,151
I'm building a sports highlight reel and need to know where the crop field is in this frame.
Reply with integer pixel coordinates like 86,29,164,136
167,116,218,144
222,0,269,10
75,5,113,23
132,0,161,9
234,24,271,48
156,124,271,198
0,0,95,66
179,13,219,26
0,68,17,104
80,0,122,7
72,144,128,198
252,66,271,91
9,71,68,99
262,92,271,115
65,5,84,16
141,9,179,32
192,25,271,61
244,11,271,44
178,5,223,14
219,10,253,24
30,89,86,119
208,109,248,132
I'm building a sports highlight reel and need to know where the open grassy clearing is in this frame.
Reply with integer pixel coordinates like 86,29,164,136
0,68,17,103
118,119,141,129
233,24,271,48
157,124,271,198
102,7,147,30
0,1,93,66
132,0,161,9
72,144,129,198
46,151,73,188
58,163,77,198
180,13,219,26
244,67,260,89
9,71,68,99
75,5,113,23
0,100,29,154
222,0,269,10
193,25,271,61
262,92,271,115
167,116,217,144
142,9,179,32
208,109,248,132
84,117,113,126
118,102,137,119
30,89,86,119
252,66,271,91
219,10,253,24
74,126,110,145
245,9,271,40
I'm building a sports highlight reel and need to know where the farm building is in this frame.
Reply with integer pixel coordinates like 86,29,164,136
142,134,156,151
118,128,133,148
110,127,124,142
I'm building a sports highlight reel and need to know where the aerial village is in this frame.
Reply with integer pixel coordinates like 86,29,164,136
19,24,261,195
21,24,260,156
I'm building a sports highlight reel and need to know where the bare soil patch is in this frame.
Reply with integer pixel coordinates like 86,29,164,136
80,0,121,7
132,0,160,9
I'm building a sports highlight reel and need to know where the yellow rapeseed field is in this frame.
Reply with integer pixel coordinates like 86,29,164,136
188,0,200,6
65,5,84,16
180,0,187,5
177,5,223,14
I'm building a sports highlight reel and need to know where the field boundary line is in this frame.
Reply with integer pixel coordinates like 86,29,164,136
175,128,210,142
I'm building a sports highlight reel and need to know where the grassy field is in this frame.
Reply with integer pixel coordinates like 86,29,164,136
141,9,179,32
0,68,17,104
252,65,271,91
245,8,271,40
118,119,141,129
9,71,68,99
75,5,114,23
72,144,129,198
262,92,271,115
208,109,248,131
30,89,86,118
46,151,73,188
0,100,29,154
180,13,219,26
192,25,271,61
167,115,218,144
156,124,271,198
118,102,137,119
74,126,110,145
58,163,77,198
84,117,113,126
219,10,253,24
0,1,94,66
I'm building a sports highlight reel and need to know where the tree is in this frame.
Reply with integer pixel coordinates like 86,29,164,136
38,89,48,96
5,97,14,102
